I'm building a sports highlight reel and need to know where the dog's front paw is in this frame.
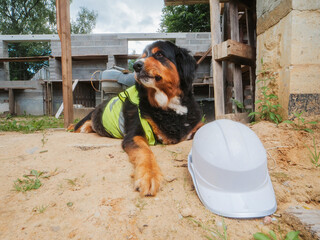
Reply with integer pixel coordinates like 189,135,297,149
134,168,162,197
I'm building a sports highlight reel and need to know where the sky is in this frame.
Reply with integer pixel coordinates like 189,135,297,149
70,0,165,54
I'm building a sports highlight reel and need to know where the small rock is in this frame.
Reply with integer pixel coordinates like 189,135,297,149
263,216,272,225
94,210,100,218
51,226,61,232
180,207,193,217
282,181,290,187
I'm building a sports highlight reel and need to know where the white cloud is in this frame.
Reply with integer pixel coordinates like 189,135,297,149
70,0,164,33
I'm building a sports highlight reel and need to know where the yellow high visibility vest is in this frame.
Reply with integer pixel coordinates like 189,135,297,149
102,85,156,145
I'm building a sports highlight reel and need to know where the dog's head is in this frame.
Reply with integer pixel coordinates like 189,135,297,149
133,41,197,112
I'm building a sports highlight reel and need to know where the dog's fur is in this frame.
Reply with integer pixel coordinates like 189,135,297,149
71,41,203,196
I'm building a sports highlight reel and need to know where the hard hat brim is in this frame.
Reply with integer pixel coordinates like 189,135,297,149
188,152,277,219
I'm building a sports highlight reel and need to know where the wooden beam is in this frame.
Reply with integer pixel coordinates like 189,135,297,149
210,0,224,118
56,0,73,128
164,0,209,6
213,39,255,65
0,80,38,89
9,89,15,115
0,56,51,63
229,0,243,113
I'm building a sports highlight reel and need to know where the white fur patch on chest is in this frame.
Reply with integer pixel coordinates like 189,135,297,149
154,90,168,107
154,88,187,115
168,96,188,115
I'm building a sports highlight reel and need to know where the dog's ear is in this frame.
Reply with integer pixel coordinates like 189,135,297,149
173,44,197,94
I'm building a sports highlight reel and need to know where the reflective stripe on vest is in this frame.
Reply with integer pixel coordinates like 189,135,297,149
102,85,156,145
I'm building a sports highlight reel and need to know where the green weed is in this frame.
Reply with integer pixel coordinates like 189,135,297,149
306,136,320,168
33,205,48,214
249,60,282,125
13,170,45,192
135,199,147,211
253,230,300,240
0,115,64,133
188,218,228,240
283,111,318,133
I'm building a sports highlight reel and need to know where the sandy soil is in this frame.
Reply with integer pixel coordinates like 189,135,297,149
0,120,319,240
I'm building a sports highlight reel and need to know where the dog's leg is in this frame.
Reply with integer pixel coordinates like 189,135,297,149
122,100,162,196
123,135,162,196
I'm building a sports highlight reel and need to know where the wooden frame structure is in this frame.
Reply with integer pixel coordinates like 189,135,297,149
165,0,256,120
56,0,73,128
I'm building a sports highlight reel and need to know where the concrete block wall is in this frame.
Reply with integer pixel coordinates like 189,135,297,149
176,33,211,54
0,41,9,81
256,0,320,118
0,33,212,115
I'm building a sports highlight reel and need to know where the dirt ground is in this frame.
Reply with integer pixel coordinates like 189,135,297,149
0,119,319,240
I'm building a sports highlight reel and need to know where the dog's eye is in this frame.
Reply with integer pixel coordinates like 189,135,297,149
155,75,162,81
155,52,163,58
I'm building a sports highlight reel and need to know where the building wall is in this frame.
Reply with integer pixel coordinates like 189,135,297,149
256,0,320,118
0,33,212,115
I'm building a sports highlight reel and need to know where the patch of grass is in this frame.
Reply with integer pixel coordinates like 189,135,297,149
253,230,300,240
65,178,78,186
0,115,64,133
249,59,282,125
33,205,48,214
283,111,318,133
188,217,228,240
270,172,290,183
135,199,147,211
306,136,320,168
13,170,46,192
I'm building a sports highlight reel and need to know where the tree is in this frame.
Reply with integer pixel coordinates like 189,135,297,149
0,0,98,80
71,7,98,34
159,4,210,33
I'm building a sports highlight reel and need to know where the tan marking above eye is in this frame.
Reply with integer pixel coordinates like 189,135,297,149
151,47,161,54
141,53,147,58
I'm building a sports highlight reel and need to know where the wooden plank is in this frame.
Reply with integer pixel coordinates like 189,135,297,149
0,80,38,89
213,39,255,65
229,0,243,113
57,0,73,127
164,0,209,6
222,3,233,113
9,89,15,115
246,8,256,112
0,56,51,63
210,0,224,118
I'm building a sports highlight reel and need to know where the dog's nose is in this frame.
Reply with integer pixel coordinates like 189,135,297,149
133,61,144,73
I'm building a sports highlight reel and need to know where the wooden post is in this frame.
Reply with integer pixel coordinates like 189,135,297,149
209,0,224,118
9,89,15,115
246,8,256,112
56,0,73,128
229,0,243,113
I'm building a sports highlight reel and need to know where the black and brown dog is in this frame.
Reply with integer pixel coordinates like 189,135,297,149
71,41,203,196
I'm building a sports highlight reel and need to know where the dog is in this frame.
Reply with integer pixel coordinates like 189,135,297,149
71,41,203,196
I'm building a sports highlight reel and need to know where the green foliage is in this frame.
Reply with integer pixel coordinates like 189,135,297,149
248,61,282,124
253,230,300,240
8,42,50,80
283,111,318,133
71,7,98,34
189,218,228,240
33,205,48,214
128,59,137,72
0,0,97,80
306,136,320,168
0,115,64,133
0,0,56,35
159,4,210,32
13,170,45,192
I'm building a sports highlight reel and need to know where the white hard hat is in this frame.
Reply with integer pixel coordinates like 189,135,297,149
188,119,277,218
